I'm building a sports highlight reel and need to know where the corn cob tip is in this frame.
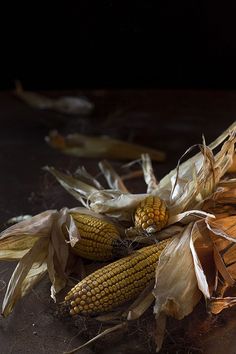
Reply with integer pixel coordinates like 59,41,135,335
134,195,168,233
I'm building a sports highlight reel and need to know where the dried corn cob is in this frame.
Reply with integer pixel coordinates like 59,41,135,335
134,196,168,233
67,213,122,261
63,238,171,316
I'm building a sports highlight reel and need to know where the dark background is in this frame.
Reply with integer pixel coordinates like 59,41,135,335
1,1,236,90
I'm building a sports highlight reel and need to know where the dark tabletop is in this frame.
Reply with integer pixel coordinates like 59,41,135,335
0,89,236,354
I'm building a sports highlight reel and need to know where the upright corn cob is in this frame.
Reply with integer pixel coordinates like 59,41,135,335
134,196,168,233
67,213,122,261
63,238,171,316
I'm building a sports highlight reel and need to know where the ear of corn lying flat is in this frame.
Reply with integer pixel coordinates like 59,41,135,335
68,213,122,261
63,238,171,316
134,196,168,233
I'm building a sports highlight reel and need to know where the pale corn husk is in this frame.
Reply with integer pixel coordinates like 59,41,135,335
141,153,159,193
153,223,202,321
2,238,49,317
46,130,166,161
15,81,94,115
0,210,56,261
98,160,129,193
0,207,120,317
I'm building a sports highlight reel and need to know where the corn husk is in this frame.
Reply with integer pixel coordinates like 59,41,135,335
46,130,166,161
15,81,94,115
153,223,202,321
227,152,236,173
0,207,118,317
152,219,217,351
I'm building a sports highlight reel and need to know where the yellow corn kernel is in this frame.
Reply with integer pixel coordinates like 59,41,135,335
134,196,168,233
63,238,171,316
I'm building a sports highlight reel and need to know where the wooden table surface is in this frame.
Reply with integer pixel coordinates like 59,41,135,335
0,89,236,354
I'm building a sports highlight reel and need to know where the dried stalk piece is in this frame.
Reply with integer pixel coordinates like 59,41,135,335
46,130,166,161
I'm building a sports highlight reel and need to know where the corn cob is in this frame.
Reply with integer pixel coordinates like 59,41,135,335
63,238,171,316
67,213,122,261
134,196,168,233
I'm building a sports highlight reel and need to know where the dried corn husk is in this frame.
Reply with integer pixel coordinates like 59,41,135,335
15,81,94,115
0,207,121,316
153,223,202,320
0,210,56,261
180,181,236,315
227,152,236,173
46,130,166,161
